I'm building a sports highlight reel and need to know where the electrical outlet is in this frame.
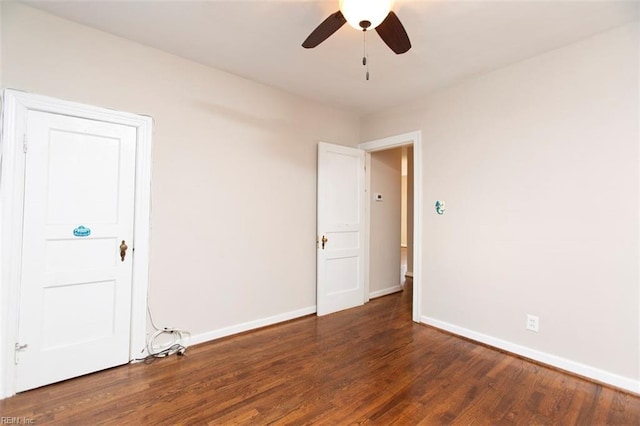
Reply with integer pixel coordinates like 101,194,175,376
526,314,539,332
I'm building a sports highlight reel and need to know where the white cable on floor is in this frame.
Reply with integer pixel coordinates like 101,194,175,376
146,327,191,359
143,289,191,361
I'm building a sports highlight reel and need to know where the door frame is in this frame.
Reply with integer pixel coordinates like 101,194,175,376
359,131,422,323
0,89,153,398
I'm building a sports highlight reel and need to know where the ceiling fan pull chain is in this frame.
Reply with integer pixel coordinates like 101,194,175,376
363,29,370,81
362,30,367,66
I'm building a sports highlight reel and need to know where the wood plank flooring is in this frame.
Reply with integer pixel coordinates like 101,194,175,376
2,282,639,425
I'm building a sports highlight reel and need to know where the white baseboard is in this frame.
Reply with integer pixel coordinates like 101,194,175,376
190,306,316,346
421,316,639,395
370,285,403,299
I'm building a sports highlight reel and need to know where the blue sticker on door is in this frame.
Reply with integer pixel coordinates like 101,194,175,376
73,226,91,237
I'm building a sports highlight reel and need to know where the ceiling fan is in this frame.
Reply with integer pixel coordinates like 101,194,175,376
302,0,411,55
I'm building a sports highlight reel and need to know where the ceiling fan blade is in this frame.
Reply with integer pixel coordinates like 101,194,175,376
302,10,347,48
375,11,411,54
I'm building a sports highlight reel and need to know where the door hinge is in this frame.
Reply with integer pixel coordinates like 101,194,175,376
23,134,28,153
15,343,28,365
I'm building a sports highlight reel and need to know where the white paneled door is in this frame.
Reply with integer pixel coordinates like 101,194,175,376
16,110,137,392
316,142,366,316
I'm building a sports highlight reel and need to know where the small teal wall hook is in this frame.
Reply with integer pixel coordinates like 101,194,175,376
435,201,446,215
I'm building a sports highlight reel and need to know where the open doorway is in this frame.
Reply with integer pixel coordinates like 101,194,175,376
359,131,422,322
367,146,414,300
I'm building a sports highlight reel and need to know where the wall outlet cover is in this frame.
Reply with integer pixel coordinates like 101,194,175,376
526,314,539,332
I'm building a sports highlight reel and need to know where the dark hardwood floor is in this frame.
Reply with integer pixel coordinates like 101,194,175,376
2,281,639,425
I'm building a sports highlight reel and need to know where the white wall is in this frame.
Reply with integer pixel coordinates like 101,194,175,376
362,23,639,390
369,148,402,297
1,3,360,343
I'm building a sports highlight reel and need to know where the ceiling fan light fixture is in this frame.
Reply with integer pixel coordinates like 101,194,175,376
339,0,393,30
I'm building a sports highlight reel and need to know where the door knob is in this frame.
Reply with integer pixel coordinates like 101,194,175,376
321,235,328,249
120,240,128,262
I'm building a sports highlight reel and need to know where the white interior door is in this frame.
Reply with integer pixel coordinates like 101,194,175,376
317,142,365,316
16,110,137,392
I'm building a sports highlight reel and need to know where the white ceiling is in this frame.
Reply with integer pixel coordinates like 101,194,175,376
22,0,639,116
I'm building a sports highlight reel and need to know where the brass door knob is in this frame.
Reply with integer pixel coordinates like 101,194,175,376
321,236,328,249
120,240,128,262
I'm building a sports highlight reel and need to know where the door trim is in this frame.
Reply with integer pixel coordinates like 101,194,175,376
0,89,153,398
359,131,422,323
